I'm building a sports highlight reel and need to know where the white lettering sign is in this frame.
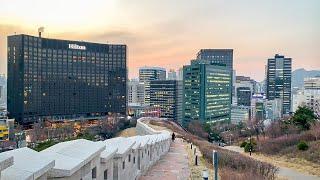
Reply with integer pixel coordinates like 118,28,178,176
68,44,86,50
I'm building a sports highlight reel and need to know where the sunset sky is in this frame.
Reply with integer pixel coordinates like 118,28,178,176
0,0,319,81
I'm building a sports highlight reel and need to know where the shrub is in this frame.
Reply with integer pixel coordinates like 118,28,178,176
244,143,253,152
240,141,247,148
297,141,309,151
33,140,57,152
257,131,316,154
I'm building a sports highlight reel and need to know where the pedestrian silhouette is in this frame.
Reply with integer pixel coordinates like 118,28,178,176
172,132,176,142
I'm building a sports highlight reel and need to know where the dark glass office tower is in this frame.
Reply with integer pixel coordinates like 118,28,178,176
266,54,292,115
197,49,233,70
7,34,127,125
139,67,166,105
197,49,233,103
150,80,183,122
182,59,231,127
237,87,251,106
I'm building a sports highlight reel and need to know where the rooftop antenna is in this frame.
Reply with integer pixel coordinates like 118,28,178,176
38,27,44,38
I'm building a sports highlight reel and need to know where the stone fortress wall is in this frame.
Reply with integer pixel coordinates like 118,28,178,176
0,117,171,180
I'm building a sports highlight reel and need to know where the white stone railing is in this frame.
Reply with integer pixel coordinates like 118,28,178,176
136,117,170,135
0,117,171,180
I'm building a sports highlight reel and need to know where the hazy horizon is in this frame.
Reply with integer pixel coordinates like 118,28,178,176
0,0,319,81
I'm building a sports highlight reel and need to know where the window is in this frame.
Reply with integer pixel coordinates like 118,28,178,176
128,154,131,162
133,156,136,164
122,161,125,169
92,167,97,179
104,169,108,180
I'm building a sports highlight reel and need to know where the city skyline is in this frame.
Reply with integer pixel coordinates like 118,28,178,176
0,0,319,81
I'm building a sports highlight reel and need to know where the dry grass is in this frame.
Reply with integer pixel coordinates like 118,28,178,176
281,140,320,164
249,153,320,177
149,120,278,180
185,141,215,180
256,129,320,176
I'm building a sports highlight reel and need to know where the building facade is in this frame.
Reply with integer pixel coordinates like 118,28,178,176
265,98,283,121
292,77,320,117
149,80,183,122
236,87,251,107
251,94,266,121
139,67,166,105
266,54,292,115
128,104,161,118
231,106,249,124
182,59,231,127
177,67,184,81
0,74,6,106
197,49,233,70
127,80,145,106
167,69,177,80
197,49,233,104
7,34,127,125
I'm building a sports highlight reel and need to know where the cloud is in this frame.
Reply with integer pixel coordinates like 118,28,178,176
0,0,319,81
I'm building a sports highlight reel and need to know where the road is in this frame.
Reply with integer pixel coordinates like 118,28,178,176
223,146,320,180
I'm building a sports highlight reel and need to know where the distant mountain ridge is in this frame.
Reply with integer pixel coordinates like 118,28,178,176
292,68,320,89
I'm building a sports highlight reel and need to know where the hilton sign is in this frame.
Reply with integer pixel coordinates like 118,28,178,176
68,44,86,50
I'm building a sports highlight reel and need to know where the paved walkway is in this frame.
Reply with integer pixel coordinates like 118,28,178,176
223,146,320,180
139,138,190,180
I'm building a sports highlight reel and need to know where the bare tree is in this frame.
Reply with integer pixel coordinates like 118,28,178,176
249,117,265,141
187,121,208,138
310,122,320,141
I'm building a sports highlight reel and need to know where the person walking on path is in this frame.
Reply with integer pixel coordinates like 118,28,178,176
172,132,176,142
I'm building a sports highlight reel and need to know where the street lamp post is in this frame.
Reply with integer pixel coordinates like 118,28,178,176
247,127,253,156
249,134,252,156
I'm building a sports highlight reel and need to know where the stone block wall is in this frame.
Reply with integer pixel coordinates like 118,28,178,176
0,117,171,180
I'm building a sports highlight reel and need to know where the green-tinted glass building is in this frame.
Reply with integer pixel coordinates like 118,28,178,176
182,59,231,127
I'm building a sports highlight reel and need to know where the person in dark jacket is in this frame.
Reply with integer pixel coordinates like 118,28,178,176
172,132,176,142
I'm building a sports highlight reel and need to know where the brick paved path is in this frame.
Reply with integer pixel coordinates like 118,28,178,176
139,138,191,180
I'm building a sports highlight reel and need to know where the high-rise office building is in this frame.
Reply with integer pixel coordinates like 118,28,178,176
237,87,251,106
127,80,145,106
177,67,184,81
150,80,183,122
0,86,2,100
304,77,320,90
292,77,320,117
182,59,231,127
139,67,166,105
0,74,6,106
251,94,266,121
7,34,127,125
167,69,177,80
231,106,249,124
197,49,233,70
266,54,292,115
197,49,233,104
265,98,283,121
